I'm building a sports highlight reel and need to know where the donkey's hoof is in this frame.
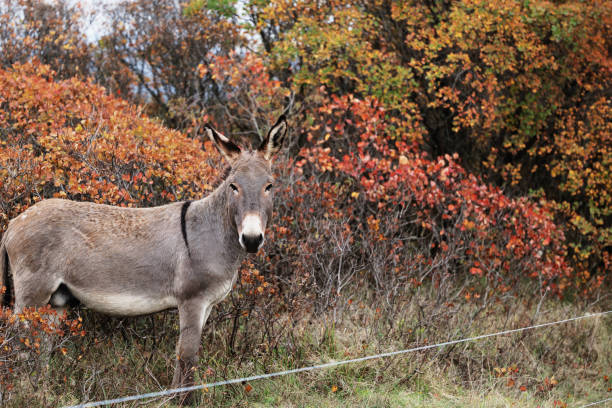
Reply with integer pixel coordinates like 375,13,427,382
172,358,198,404
175,390,195,406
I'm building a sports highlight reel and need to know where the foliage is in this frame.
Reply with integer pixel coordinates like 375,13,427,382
0,61,219,229
96,0,244,131
545,99,611,289
0,0,92,79
199,51,293,146
261,93,573,312
247,0,611,291
184,0,238,18
0,303,84,401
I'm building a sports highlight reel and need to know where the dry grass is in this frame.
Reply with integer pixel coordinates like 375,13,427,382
1,286,610,407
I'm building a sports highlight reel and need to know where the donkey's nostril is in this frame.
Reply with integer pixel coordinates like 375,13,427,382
241,233,263,253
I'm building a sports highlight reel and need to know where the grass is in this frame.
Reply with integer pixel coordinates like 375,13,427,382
1,286,610,407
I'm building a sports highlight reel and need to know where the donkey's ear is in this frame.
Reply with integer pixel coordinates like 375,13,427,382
258,115,288,161
205,125,241,163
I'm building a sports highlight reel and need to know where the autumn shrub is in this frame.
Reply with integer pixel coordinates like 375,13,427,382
249,0,610,292
0,61,221,230
0,302,85,402
198,51,294,148
251,93,574,319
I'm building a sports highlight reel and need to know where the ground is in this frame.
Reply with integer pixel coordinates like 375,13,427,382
3,286,607,408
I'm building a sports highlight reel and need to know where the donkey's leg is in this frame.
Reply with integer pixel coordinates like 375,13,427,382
12,270,60,365
12,269,58,313
172,297,212,403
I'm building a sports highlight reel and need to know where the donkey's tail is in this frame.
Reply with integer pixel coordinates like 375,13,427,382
0,232,10,308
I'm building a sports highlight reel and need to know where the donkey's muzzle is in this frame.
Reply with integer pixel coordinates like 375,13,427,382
241,233,263,253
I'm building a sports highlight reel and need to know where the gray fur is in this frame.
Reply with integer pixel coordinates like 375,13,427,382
0,116,287,400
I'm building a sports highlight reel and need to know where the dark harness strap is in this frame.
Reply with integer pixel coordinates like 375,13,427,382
180,200,192,255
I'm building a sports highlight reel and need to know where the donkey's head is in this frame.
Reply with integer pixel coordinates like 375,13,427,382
205,116,288,253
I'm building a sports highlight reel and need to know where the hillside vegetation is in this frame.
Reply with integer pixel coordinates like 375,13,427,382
0,0,610,406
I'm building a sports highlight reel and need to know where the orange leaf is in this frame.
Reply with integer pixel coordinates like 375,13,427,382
470,267,483,276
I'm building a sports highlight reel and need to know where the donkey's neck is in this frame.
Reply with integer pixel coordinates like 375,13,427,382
187,181,245,273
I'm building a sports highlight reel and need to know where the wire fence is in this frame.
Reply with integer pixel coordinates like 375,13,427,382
63,310,612,408
578,397,612,407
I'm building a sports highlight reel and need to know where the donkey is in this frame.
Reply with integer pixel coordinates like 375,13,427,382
0,115,288,400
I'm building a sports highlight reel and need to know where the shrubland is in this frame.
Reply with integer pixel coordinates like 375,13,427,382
246,0,611,292
0,0,610,406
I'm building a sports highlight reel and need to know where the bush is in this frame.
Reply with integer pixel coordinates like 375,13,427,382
257,94,574,316
249,0,611,292
0,61,220,230
0,303,84,402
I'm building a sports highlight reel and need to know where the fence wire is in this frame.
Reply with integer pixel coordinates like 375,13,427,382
64,310,612,408
578,397,612,407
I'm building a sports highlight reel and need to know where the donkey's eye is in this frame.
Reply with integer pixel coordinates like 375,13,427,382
265,184,273,193
229,183,239,194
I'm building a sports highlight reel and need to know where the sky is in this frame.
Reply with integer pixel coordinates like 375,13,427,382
64,0,121,41
66,0,250,42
